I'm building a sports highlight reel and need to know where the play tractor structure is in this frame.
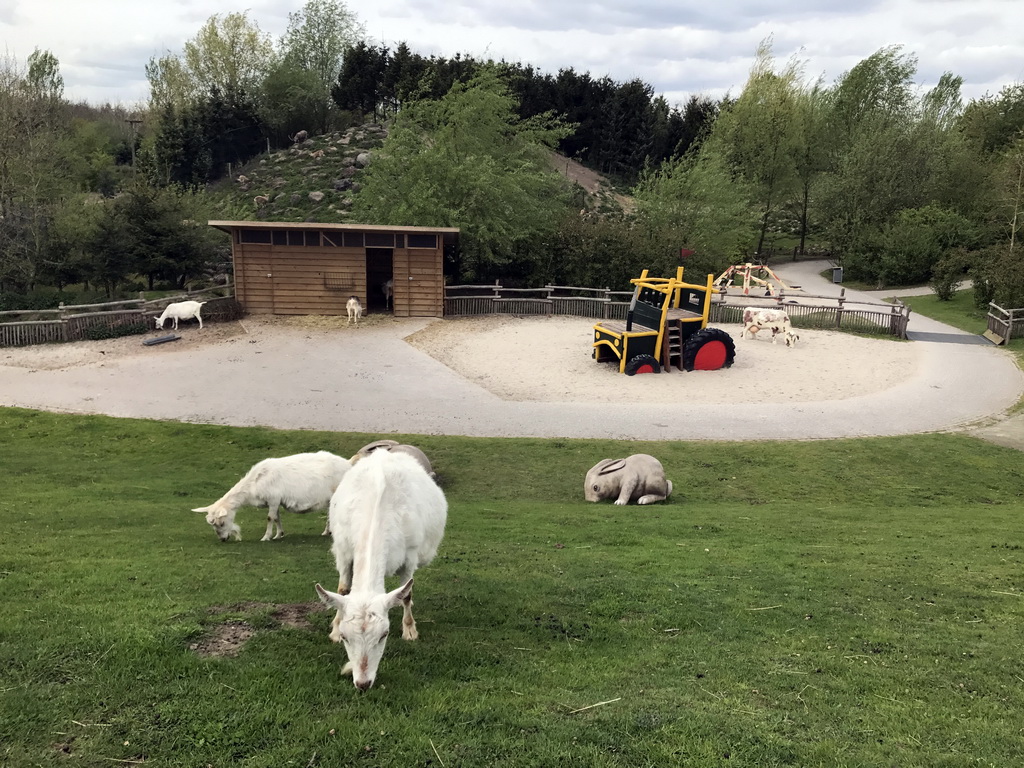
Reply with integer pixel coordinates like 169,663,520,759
592,267,736,375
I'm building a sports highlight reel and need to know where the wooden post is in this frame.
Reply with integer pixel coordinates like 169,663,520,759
836,288,845,329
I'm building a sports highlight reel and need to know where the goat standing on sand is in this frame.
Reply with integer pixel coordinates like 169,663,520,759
193,451,351,542
346,295,363,325
155,300,205,331
382,279,394,310
315,449,448,691
742,307,793,344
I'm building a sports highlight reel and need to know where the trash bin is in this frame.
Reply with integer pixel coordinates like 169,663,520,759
832,267,843,284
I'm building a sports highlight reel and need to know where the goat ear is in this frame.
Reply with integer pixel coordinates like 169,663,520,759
315,583,346,609
385,578,414,609
597,459,627,476
192,505,210,513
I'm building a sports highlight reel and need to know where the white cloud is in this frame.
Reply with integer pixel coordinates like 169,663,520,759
0,0,1019,106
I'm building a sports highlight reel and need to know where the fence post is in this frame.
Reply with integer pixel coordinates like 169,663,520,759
836,288,845,329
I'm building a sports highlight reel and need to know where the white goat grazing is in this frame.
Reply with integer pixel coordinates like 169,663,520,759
742,307,792,343
193,451,351,542
155,300,205,331
382,279,394,310
315,449,447,691
346,295,363,325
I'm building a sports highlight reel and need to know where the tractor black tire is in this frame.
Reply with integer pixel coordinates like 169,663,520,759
681,328,735,372
625,354,661,376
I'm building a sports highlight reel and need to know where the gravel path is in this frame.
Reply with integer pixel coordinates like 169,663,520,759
1,262,1021,443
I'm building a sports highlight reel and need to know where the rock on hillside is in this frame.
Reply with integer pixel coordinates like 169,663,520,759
209,124,389,223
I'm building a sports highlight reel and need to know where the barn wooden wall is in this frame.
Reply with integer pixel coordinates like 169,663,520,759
232,236,444,317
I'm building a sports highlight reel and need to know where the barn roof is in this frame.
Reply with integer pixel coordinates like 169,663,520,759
208,220,459,245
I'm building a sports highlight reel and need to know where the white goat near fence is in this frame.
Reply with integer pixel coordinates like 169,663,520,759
315,449,448,691
155,300,206,331
193,451,351,542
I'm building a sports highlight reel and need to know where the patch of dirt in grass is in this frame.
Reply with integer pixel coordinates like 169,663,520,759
190,620,256,658
51,735,75,757
191,602,325,657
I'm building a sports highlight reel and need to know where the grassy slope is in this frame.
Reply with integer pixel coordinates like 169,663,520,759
2,407,1023,767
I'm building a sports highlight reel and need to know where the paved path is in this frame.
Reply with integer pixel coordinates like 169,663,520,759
1,262,1021,443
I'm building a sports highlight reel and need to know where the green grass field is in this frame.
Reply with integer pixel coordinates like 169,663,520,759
2,407,1023,767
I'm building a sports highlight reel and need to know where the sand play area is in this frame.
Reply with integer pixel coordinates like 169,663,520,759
403,315,918,404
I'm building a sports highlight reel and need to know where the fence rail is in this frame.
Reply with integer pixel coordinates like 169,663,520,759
985,303,1024,344
444,282,634,321
0,284,235,348
444,282,911,338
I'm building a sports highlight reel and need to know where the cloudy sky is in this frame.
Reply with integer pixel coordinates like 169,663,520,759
2,0,1021,108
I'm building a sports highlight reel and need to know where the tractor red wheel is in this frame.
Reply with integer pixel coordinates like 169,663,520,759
681,328,735,372
625,354,661,376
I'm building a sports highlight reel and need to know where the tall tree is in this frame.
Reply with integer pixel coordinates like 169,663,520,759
183,12,276,99
713,40,804,254
351,66,572,280
633,138,757,271
279,0,364,131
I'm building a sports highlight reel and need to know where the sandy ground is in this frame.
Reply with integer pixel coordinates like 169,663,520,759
0,314,918,406
404,315,919,404
1,262,1022,442
0,310,1016,442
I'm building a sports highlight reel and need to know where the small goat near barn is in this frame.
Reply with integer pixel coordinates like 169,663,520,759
155,300,205,330
315,449,448,691
382,279,394,310
193,451,351,542
742,307,793,344
346,295,363,325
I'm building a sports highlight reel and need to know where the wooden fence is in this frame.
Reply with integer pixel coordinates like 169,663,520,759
445,283,635,321
0,285,235,348
985,303,1024,345
444,282,911,338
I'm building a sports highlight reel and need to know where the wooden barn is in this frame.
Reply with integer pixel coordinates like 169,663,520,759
208,221,459,317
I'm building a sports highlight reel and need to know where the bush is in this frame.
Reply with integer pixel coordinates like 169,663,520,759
84,322,149,340
929,248,969,301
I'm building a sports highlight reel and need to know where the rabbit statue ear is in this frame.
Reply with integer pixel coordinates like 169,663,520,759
597,458,627,476
363,440,399,454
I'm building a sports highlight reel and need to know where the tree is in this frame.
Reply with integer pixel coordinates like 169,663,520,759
791,81,831,253
282,0,364,95
0,51,74,292
183,12,275,99
25,49,64,103
278,0,365,132
351,67,573,280
712,40,804,255
632,137,757,271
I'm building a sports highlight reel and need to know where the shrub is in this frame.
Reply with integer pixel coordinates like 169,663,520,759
929,248,969,301
84,322,150,340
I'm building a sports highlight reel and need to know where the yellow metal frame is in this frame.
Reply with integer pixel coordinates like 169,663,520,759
592,267,720,373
